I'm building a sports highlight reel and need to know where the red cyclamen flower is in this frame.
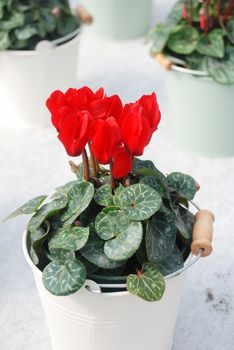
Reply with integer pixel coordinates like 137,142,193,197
112,146,133,179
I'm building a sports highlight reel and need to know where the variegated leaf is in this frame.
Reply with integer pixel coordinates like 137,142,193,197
157,246,184,276
49,226,89,251
95,210,130,241
167,172,196,200
115,184,162,221
146,209,177,263
104,221,143,261
3,195,47,222
42,259,86,296
127,262,165,301
94,184,114,206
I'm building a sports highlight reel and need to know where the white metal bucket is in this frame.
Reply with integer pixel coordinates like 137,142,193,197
22,230,200,350
166,65,234,157
0,30,81,128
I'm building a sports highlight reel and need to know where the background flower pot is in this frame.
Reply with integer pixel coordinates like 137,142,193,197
82,0,152,40
166,66,234,157
23,229,200,350
0,31,80,128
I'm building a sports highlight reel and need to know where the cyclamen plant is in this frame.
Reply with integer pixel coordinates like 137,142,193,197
5,86,198,301
148,0,234,84
0,0,80,51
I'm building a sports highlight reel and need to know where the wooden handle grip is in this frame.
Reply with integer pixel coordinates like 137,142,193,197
154,53,173,71
75,5,93,25
191,210,215,257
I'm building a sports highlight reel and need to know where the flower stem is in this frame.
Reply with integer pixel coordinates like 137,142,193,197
82,148,90,181
109,160,116,191
88,142,97,177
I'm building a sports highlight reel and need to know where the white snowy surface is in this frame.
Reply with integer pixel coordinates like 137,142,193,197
0,1,234,349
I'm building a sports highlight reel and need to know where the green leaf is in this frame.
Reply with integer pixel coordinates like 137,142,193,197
49,226,89,251
173,206,194,240
140,176,164,196
29,223,50,265
49,249,76,263
204,54,234,85
157,246,184,276
42,259,86,296
115,184,162,221
148,24,171,54
0,31,10,50
167,172,196,200
146,209,177,263
28,194,67,231
61,182,94,227
226,19,234,44
95,210,129,241
3,195,47,222
94,184,114,206
132,157,156,172
167,25,199,55
14,24,38,40
104,221,143,261
165,0,183,26
0,11,24,31
127,262,165,301
197,29,225,59
80,226,126,269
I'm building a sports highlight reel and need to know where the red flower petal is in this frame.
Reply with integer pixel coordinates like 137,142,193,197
112,146,132,179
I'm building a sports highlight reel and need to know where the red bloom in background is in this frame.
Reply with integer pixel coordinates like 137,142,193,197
89,117,122,164
58,111,92,157
112,146,132,179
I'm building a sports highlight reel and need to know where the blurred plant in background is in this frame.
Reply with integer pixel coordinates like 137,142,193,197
0,0,80,50
148,0,234,84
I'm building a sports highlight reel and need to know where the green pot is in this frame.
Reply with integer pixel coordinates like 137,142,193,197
166,67,234,157
83,0,152,40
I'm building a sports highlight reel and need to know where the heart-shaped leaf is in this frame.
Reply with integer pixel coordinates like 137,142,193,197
0,11,24,31
157,246,184,276
147,24,171,54
80,227,126,269
167,172,196,200
61,182,94,226
146,209,177,263
94,184,114,206
115,184,162,221
42,259,86,296
197,29,225,58
3,195,47,222
204,54,234,85
28,194,68,231
49,226,89,251
168,25,199,54
166,1,183,26
127,262,165,301
140,176,164,196
95,210,130,241
104,221,143,261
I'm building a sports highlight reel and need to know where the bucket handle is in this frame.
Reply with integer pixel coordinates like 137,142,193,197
154,53,209,77
85,202,215,293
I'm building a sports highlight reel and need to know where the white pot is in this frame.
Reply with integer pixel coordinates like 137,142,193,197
0,30,81,128
22,230,200,350
166,65,234,157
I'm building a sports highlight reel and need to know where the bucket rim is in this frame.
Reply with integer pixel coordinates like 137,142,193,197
22,228,201,296
0,27,81,56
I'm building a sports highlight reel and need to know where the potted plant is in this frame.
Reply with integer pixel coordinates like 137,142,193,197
148,0,234,157
81,0,153,40
4,86,214,350
0,0,92,127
